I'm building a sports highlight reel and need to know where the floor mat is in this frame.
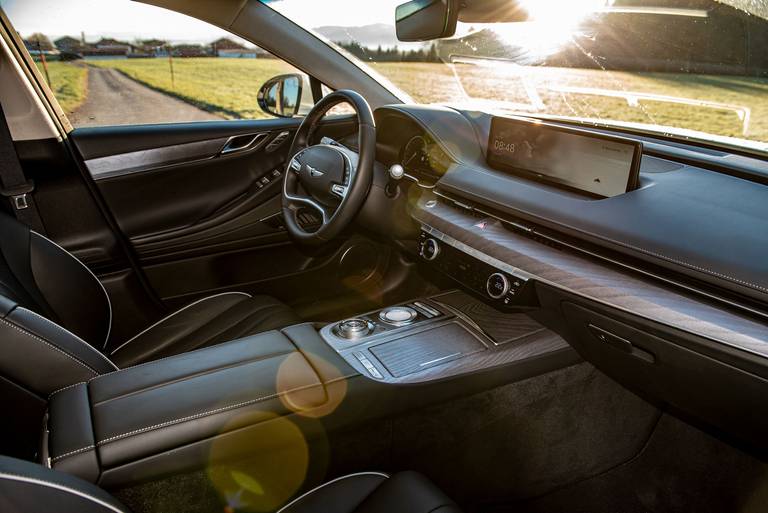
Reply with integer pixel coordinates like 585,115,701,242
493,414,768,513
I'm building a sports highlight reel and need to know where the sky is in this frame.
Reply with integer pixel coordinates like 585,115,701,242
2,0,765,44
1,0,248,43
0,0,399,43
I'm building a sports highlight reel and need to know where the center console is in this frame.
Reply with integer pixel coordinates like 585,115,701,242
45,295,573,490
321,290,569,384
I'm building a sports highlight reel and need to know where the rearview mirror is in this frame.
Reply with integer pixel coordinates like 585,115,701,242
395,0,459,42
257,74,304,118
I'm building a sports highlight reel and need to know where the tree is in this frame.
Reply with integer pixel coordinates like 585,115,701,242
27,33,54,51
427,43,439,63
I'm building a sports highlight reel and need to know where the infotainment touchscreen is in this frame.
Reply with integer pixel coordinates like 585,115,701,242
487,117,642,197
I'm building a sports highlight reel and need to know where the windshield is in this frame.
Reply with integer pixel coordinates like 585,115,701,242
266,0,768,155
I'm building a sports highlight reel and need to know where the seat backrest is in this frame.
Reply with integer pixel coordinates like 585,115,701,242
0,213,117,458
0,455,129,513
0,213,111,348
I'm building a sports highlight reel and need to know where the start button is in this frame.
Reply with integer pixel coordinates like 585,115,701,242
379,306,418,326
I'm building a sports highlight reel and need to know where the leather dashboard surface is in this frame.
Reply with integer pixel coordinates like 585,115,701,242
382,106,768,305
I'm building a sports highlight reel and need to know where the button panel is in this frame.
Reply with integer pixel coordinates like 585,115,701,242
353,351,383,379
328,301,445,345
419,231,534,309
255,168,282,190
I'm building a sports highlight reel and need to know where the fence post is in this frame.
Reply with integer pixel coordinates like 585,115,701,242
37,41,51,88
167,45,175,89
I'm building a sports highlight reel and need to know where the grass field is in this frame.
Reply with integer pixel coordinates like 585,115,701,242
91,58,298,119
46,58,768,145
35,61,88,114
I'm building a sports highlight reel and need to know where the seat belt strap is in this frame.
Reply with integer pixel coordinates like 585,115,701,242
0,101,45,233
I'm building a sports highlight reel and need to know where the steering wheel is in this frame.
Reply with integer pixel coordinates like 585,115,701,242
282,90,376,245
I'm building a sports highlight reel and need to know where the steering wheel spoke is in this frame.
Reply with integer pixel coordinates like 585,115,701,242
289,155,303,173
284,189,332,225
281,90,375,245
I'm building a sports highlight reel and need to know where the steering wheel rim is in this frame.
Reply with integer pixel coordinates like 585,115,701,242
281,89,376,246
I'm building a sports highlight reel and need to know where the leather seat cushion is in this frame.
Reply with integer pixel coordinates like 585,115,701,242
0,456,129,513
109,292,301,367
279,471,463,513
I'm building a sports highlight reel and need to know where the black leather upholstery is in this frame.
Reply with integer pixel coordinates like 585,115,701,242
0,456,461,513
0,211,300,459
0,456,128,513
279,471,463,513
108,292,301,367
0,214,111,349
47,324,355,487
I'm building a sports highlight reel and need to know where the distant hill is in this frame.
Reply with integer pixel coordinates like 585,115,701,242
314,23,403,49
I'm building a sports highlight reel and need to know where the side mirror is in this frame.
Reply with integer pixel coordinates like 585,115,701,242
395,0,459,42
257,74,304,118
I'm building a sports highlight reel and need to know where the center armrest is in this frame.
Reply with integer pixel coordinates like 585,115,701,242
45,324,356,487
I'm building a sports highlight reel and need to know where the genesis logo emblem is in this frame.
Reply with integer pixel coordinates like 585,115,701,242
307,165,324,177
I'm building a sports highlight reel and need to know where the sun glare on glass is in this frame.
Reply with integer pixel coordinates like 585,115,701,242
492,0,614,61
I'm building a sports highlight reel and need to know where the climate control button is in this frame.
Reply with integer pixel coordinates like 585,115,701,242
486,272,511,299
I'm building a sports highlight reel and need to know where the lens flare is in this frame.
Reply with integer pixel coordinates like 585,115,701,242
207,413,317,512
490,0,614,61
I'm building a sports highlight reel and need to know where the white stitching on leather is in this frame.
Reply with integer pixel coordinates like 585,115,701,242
51,445,95,462
0,318,98,376
31,232,114,350
48,381,86,400
97,375,354,446
0,472,127,513
437,177,768,293
20,309,118,371
109,292,253,356
275,472,390,513
92,324,288,381
92,348,216,380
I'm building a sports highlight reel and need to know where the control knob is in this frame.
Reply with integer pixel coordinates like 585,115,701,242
335,318,374,339
420,238,440,261
486,272,510,299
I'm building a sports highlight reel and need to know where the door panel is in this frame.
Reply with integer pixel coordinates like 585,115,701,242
91,133,288,241
70,116,362,307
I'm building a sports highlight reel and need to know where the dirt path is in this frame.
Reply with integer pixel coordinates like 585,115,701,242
70,66,223,127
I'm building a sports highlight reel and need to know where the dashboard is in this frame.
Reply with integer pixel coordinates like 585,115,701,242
373,105,768,311
375,108,452,186
363,103,768,454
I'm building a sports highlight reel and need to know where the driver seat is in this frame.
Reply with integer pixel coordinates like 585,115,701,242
0,212,300,369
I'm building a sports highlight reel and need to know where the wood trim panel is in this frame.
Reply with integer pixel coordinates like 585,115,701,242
412,195,768,357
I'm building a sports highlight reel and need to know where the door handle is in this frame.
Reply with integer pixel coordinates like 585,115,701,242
220,133,269,156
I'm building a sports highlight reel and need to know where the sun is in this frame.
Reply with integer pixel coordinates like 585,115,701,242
489,0,614,61
519,0,613,24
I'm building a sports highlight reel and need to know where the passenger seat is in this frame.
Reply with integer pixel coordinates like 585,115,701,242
0,456,463,513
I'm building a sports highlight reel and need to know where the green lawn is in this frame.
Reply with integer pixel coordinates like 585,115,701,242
90,58,298,119
35,61,88,114
45,58,767,145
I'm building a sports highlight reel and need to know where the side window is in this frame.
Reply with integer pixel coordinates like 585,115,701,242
3,0,312,127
